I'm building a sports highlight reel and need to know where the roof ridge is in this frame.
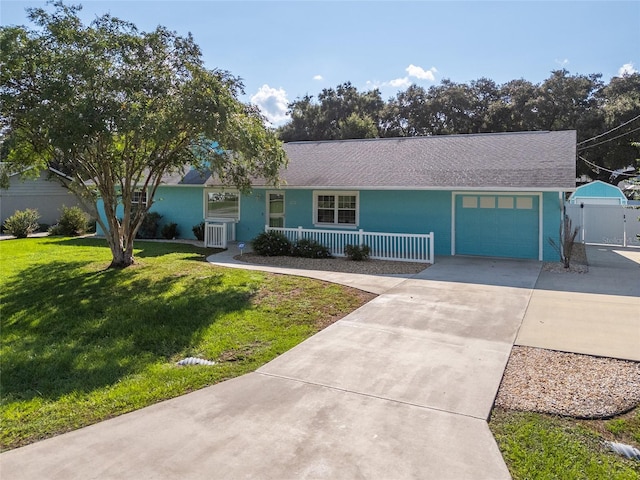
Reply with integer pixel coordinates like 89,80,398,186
284,130,572,146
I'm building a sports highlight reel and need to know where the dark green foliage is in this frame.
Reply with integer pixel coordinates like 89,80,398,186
192,222,205,241
136,212,162,239
291,238,332,259
161,222,179,240
278,73,640,182
344,244,370,261
252,231,292,256
1,2,286,267
49,205,89,236
2,208,40,238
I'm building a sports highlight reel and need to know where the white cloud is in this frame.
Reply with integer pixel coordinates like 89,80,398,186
618,62,638,76
250,84,290,126
313,74,323,81
406,64,437,81
389,77,412,88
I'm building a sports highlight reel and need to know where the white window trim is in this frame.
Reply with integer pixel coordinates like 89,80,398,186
203,188,240,222
312,190,359,229
131,188,148,206
266,190,285,228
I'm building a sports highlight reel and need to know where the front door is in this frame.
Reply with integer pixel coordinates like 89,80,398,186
267,192,285,228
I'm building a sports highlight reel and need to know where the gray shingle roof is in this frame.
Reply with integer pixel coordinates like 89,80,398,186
162,131,577,191
278,131,576,190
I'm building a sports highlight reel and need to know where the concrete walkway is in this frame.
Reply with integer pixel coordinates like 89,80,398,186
517,245,640,361
1,254,544,479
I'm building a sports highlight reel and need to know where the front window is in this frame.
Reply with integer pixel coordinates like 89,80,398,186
315,192,358,226
132,189,148,205
205,190,239,219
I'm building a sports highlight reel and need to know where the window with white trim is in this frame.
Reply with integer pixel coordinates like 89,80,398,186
132,189,148,205
314,192,358,226
204,189,239,219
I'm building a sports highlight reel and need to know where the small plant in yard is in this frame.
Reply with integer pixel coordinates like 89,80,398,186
49,205,90,236
2,208,40,238
161,222,179,240
548,214,580,268
344,244,370,261
192,221,205,241
252,230,292,256
291,238,332,259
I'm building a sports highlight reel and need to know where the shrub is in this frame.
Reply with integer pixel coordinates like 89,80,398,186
192,222,205,241
136,212,162,239
49,205,89,236
161,222,179,240
291,238,332,259
3,209,40,238
548,215,579,268
344,244,370,261
252,231,292,256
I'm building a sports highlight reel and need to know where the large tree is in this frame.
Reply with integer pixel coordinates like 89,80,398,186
278,82,384,141
1,2,286,267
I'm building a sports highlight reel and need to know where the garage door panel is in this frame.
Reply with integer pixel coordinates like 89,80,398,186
455,195,539,259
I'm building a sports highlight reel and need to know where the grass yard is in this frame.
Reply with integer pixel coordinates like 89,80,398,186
490,407,640,479
0,237,373,451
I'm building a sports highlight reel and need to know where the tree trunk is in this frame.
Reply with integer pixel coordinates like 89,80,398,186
104,224,136,268
109,242,135,268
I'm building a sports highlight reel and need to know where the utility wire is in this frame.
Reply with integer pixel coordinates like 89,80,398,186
576,114,640,146
577,126,640,151
579,156,638,177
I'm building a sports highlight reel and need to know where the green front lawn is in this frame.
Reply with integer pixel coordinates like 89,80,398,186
0,237,373,450
490,408,640,479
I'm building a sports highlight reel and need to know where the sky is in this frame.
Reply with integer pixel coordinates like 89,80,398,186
2,0,639,126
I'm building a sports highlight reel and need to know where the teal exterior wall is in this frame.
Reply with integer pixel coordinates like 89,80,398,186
543,191,563,262
237,190,267,241
359,190,452,256
241,189,451,256
96,185,205,239
150,186,205,239
97,186,563,261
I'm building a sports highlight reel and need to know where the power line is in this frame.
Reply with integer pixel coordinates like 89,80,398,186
576,126,640,151
576,114,640,146
578,156,638,177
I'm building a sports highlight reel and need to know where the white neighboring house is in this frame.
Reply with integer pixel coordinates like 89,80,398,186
0,165,85,227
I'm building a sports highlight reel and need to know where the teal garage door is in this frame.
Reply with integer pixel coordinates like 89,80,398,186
455,194,539,259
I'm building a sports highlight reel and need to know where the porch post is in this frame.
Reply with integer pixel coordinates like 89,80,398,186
221,222,228,249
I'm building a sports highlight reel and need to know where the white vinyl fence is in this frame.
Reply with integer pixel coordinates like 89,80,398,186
565,203,640,247
266,226,435,263
204,220,236,248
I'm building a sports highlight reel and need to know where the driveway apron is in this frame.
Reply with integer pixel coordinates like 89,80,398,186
1,256,541,479
517,245,640,361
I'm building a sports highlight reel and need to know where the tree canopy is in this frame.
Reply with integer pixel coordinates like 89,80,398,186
1,1,286,267
278,71,640,181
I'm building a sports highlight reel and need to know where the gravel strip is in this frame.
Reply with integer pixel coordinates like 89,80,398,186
234,253,428,275
495,346,640,418
542,242,589,274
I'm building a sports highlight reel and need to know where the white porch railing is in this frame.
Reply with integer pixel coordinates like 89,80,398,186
205,220,236,248
266,225,435,263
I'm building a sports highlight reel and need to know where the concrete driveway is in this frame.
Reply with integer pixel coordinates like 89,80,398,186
1,254,544,479
516,245,640,361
